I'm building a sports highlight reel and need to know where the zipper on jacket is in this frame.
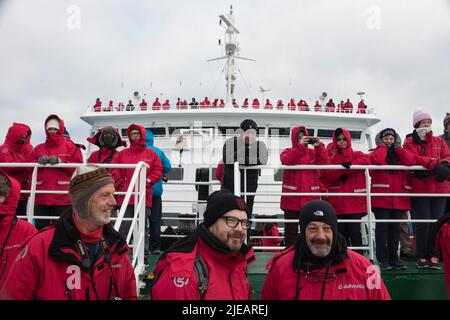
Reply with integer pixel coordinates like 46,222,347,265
0,254,9,282
86,287,90,300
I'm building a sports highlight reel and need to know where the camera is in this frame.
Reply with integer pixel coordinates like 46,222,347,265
307,137,317,145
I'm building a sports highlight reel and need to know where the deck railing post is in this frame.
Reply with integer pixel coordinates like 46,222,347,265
27,166,38,224
364,168,375,261
234,161,240,196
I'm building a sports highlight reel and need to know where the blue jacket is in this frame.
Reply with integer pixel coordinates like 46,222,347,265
146,129,172,197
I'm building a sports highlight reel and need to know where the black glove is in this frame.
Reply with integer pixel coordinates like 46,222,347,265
162,175,168,183
341,173,348,183
37,156,49,165
433,162,450,182
48,156,61,165
341,162,352,169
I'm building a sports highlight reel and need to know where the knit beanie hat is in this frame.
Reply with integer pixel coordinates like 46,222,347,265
240,119,258,132
0,173,10,196
443,113,450,129
69,166,115,218
46,118,60,130
413,110,432,128
299,200,338,243
203,190,249,227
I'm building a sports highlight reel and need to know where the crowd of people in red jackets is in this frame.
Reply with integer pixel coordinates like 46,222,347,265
0,110,449,300
92,97,369,113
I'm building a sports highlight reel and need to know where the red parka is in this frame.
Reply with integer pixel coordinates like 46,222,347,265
152,237,255,300
260,246,390,300
322,128,370,215
434,216,450,298
280,126,329,211
28,115,83,206
0,172,37,288
0,211,137,300
369,141,415,210
112,124,163,208
403,130,450,194
0,123,33,202
87,127,126,164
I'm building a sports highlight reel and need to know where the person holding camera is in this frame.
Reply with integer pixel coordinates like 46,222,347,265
403,110,450,269
280,126,329,245
322,128,371,255
0,166,137,300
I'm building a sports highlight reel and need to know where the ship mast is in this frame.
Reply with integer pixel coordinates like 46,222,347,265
207,5,255,108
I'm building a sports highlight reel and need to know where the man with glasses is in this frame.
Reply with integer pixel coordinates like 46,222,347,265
260,200,390,300
151,190,255,300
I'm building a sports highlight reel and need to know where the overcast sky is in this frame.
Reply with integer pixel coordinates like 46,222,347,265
0,0,449,149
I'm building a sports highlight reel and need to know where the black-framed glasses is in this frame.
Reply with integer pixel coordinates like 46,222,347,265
220,216,252,230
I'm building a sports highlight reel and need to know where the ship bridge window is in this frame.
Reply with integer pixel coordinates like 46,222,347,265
269,128,290,136
165,168,184,181
169,127,190,135
349,131,362,140
146,127,166,137
219,126,241,135
317,129,362,140
317,129,334,138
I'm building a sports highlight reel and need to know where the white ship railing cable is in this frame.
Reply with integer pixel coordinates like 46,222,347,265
0,162,148,293
238,163,450,259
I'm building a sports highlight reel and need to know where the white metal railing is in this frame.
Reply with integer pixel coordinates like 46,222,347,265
0,162,148,293
239,163,450,260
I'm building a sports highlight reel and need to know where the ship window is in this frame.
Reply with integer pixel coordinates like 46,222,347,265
349,131,362,140
258,128,266,135
269,128,290,136
307,128,315,136
146,127,166,136
317,129,334,138
121,129,127,137
169,127,190,135
219,126,241,135
165,168,184,181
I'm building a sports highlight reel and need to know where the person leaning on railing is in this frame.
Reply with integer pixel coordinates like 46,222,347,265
28,115,83,230
403,110,450,269
111,124,163,240
280,126,329,246
369,128,415,271
321,128,371,255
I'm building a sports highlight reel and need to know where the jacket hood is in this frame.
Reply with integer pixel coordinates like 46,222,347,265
0,171,20,217
145,129,154,147
87,126,126,149
375,128,402,147
44,115,65,144
126,124,146,148
290,126,309,147
5,123,32,152
332,128,352,150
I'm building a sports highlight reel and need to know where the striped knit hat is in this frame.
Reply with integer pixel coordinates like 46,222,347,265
69,166,115,218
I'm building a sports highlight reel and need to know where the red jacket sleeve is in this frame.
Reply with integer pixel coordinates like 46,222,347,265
403,138,438,170
395,147,416,166
314,143,329,165
0,243,39,300
260,263,280,300
121,254,138,300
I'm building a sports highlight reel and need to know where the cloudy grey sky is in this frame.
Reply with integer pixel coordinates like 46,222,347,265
0,0,449,148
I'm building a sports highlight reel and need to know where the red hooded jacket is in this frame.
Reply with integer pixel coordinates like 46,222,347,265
0,211,137,300
403,130,450,194
369,143,415,210
0,123,33,201
322,128,370,215
112,124,163,208
28,115,83,206
0,172,37,288
87,127,126,164
280,126,329,211
260,246,390,300
152,236,255,300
